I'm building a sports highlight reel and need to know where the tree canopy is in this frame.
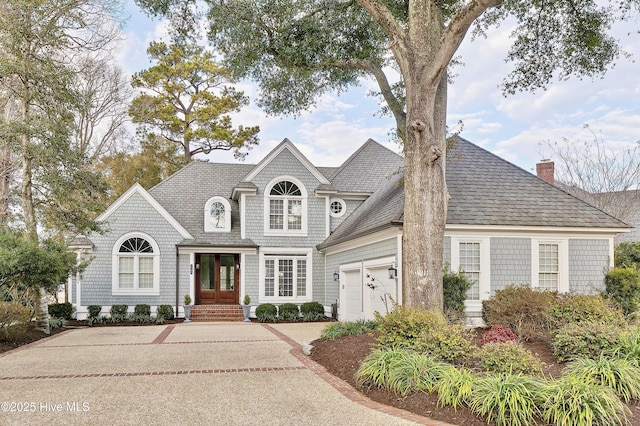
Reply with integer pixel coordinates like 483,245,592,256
129,41,260,165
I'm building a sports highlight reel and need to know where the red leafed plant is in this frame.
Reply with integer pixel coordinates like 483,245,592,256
480,324,517,345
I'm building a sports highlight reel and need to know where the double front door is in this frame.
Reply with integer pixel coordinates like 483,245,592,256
195,254,239,304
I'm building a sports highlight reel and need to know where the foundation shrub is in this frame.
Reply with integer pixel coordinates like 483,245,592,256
156,305,174,320
87,305,102,319
604,267,640,317
278,303,300,321
478,341,545,376
320,320,378,340
300,301,324,321
443,265,473,314
110,304,128,316
547,293,626,330
48,302,74,320
481,285,556,341
134,304,151,316
0,302,31,341
49,317,67,329
551,321,623,362
480,324,517,344
255,303,277,322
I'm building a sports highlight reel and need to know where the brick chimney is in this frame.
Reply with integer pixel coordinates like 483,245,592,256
536,160,554,185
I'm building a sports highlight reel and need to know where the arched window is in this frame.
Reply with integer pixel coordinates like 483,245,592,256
112,233,160,295
204,197,231,232
264,177,307,235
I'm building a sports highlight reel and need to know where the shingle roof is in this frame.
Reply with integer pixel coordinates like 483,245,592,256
149,161,257,247
319,137,629,250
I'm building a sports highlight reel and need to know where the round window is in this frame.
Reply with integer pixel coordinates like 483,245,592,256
329,199,346,217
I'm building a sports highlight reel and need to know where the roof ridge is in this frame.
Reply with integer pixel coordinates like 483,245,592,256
329,138,402,182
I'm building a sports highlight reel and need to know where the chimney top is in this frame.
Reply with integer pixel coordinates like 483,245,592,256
536,160,555,185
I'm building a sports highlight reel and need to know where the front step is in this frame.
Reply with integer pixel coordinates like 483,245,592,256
189,304,245,322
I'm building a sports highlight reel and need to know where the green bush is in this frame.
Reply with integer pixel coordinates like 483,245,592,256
547,293,627,330
0,302,31,342
110,304,128,316
255,303,278,322
551,321,623,362
612,328,640,363
320,320,378,339
48,302,74,320
49,317,67,329
134,304,151,316
417,320,476,364
478,341,545,376
87,305,102,319
615,242,640,268
300,301,324,320
157,305,174,320
278,303,299,321
482,285,556,341
538,375,630,426
565,356,640,402
604,267,640,317
468,373,542,426
443,265,473,314
435,365,475,410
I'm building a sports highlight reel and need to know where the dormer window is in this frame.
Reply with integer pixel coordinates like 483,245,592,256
264,177,307,236
204,197,231,233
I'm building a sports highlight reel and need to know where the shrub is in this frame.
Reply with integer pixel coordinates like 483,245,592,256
300,301,324,318
480,324,517,344
109,313,128,323
49,317,67,329
417,320,476,364
604,267,640,317
482,285,556,341
320,320,378,339
110,304,128,316
0,302,31,342
547,293,626,330
443,265,473,314
87,305,102,319
612,328,640,363
538,375,630,426
156,305,174,320
551,321,623,362
468,373,542,426
128,314,155,323
134,304,151,316
255,303,278,322
478,342,545,376
435,365,475,410
565,356,640,402
615,242,640,268
278,303,300,321
48,302,74,320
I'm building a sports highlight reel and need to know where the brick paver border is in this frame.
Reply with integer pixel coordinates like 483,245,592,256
261,324,453,426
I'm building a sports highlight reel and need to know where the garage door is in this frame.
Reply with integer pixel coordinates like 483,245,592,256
340,268,362,322
363,265,396,320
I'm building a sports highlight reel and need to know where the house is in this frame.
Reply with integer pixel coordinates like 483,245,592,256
69,137,630,324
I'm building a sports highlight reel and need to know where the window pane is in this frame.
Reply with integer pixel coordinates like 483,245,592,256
119,237,153,253
279,259,293,297
220,255,235,291
210,202,226,229
265,259,275,297
288,200,302,230
270,200,284,229
539,244,559,291
297,259,307,297
119,257,134,288
459,242,480,301
271,181,301,196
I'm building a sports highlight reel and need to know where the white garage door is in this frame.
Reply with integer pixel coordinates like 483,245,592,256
363,265,396,320
340,268,363,322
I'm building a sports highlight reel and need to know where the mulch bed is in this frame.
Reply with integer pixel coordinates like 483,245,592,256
310,329,640,426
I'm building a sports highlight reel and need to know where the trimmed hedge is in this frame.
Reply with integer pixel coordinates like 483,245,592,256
110,305,128,316
157,305,174,320
255,303,277,322
134,304,151,316
87,305,102,319
48,302,74,320
279,303,300,321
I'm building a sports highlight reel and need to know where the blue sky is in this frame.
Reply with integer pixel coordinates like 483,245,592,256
117,2,640,174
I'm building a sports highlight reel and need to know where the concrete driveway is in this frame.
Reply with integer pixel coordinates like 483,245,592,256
0,322,445,426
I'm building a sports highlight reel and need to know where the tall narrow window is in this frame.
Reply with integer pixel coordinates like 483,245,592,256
265,178,307,235
112,233,159,295
459,242,481,300
538,243,559,291
204,197,231,232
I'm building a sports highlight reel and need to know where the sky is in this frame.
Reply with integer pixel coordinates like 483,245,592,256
116,2,640,175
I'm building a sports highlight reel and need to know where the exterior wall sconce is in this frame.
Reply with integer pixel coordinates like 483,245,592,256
333,270,340,281
388,262,398,280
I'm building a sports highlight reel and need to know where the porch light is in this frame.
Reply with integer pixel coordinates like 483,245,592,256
388,262,397,280
333,270,340,281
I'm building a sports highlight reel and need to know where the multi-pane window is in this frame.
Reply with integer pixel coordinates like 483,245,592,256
459,242,481,300
116,236,156,292
263,254,308,298
210,202,226,229
268,180,303,231
538,243,559,291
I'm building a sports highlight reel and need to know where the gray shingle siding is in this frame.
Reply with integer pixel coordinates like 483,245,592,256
81,193,184,307
490,238,531,295
569,239,611,294
243,254,260,303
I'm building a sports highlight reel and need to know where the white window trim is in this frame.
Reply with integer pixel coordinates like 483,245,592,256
329,198,346,218
112,232,160,296
531,238,569,293
204,196,231,233
263,176,308,236
259,247,312,303
450,237,490,311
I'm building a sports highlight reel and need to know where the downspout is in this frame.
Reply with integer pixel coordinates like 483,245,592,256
175,246,179,318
